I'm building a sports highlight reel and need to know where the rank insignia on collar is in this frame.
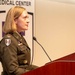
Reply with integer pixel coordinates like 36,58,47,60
5,39,11,46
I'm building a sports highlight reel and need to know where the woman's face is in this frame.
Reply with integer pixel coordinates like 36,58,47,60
15,10,29,32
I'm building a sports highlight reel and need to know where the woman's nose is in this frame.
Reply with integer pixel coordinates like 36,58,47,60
27,18,30,23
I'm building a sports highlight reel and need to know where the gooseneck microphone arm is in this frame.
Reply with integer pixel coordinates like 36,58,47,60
33,36,52,62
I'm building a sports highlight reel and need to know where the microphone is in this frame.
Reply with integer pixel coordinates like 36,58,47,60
33,36,52,62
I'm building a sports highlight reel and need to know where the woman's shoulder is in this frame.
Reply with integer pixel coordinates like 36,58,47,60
4,33,12,39
1,33,14,42
1,32,22,47
1,33,18,45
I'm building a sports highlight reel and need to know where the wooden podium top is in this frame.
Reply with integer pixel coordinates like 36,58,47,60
22,53,75,75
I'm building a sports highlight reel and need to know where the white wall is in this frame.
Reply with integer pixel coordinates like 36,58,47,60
33,0,75,66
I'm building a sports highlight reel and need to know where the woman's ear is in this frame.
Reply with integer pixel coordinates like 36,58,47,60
14,19,18,24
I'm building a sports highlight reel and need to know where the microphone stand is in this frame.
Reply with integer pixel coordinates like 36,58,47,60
33,36,52,62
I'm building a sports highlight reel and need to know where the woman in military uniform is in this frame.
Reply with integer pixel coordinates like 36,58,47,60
0,6,38,75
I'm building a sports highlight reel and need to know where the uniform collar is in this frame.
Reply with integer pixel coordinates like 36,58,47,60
13,31,23,42
13,31,30,50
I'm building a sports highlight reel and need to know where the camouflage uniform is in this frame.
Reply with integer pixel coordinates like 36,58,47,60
0,31,38,75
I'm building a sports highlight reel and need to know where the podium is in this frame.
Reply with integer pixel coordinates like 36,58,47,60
22,53,75,75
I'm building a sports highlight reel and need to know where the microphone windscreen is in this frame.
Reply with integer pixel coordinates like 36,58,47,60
33,36,37,41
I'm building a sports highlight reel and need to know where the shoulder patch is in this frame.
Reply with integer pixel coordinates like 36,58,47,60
5,39,11,46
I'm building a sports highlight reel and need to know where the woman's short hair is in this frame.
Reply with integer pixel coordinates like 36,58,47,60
3,6,26,33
